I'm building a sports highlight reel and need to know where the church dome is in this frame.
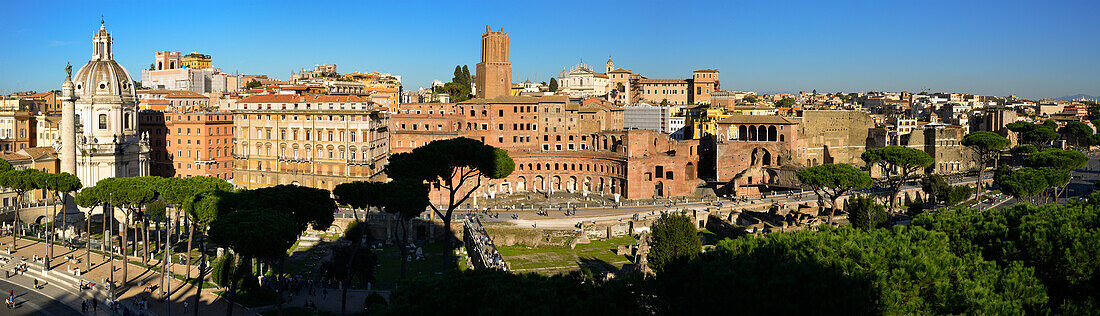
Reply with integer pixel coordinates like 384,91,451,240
74,60,136,98
72,22,136,99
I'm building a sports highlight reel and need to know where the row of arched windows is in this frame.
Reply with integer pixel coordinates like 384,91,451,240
503,175,620,194
516,161,623,175
735,125,783,142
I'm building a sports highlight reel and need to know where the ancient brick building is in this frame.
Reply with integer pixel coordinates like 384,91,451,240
799,110,875,167
703,110,877,196
711,115,806,195
389,26,703,202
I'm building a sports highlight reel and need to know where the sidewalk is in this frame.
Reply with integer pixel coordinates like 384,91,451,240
1,235,254,316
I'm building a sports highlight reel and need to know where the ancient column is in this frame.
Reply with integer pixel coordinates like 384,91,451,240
61,63,78,175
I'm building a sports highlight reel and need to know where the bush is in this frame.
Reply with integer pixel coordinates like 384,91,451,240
651,226,1046,315
648,213,702,272
211,253,236,288
1011,144,1038,157
364,293,387,312
846,195,886,230
944,184,974,206
913,202,1100,313
905,201,925,217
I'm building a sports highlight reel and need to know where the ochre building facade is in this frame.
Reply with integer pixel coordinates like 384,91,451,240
231,94,389,190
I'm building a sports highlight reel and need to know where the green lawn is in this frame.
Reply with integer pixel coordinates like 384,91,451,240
497,235,635,273
372,242,460,289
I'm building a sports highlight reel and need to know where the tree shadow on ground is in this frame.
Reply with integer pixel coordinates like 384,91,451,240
577,256,618,275
704,214,747,241
278,217,459,291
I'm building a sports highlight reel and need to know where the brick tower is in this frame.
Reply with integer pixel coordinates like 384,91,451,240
476,26,512,99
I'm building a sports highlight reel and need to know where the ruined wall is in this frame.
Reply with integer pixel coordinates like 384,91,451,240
799,110,874,167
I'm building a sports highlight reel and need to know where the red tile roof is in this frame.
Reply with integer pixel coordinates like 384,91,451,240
238,94,369,103
639,78,688,84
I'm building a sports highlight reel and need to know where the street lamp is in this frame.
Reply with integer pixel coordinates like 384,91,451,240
45,178,52,272
107,192,114,301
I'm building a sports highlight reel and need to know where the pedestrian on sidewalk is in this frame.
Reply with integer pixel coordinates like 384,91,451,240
92,298,97,311
82,300,88,313
183,301,189,312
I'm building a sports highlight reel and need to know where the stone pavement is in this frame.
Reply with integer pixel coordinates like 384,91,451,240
1,234,396,315
1,235,253,316
253,287,385,315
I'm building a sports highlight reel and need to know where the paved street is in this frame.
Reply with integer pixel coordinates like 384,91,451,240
0,237,253,316
0,278,82,316
986,150,1100,210
1062,150,1100,201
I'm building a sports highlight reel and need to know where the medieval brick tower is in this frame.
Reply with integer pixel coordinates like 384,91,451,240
475,26,512,99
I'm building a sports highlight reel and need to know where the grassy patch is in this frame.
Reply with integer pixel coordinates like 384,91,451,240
372,242,458,289
699,229,721,245
497,235,635,273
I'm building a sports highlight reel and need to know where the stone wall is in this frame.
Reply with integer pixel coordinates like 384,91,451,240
800,110,874,167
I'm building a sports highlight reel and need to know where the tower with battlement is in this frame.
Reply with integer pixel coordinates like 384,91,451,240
475,26,512,99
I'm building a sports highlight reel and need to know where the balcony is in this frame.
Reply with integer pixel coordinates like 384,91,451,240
346,159,372,166
231,154,249,159
278,156,313,163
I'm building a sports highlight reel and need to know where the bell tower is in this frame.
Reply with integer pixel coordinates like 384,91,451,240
475,26,512,99
92,18,113,61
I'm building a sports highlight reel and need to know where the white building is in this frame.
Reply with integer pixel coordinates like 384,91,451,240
668,116,686,140
622,104,686,140
61,22,151,187
141,66,243,95
557,63,610,98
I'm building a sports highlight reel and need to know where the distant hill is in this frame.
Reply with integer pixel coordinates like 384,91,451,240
1054,94,1098,101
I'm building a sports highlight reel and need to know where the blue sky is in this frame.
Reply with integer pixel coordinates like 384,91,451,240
2,0,1098,99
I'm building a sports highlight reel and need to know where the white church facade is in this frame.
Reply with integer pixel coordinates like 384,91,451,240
556,60,611,98
60,22,150,188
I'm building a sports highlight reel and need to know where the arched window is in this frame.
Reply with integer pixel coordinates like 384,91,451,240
124,113,131,129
